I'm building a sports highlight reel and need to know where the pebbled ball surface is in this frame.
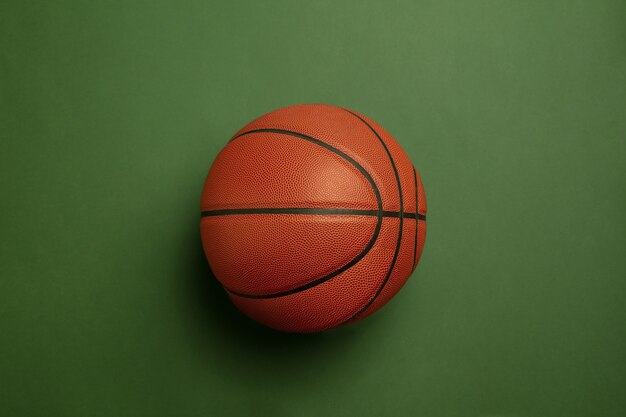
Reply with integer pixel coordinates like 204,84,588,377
200,104,427,333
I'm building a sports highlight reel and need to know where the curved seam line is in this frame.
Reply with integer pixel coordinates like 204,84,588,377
412,167,418,271
219,128,384,299
341,109,405,323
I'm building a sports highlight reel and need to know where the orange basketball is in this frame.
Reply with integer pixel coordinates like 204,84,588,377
200,104,427,333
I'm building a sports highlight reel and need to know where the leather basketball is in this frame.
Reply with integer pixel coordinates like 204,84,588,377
200,104,427,333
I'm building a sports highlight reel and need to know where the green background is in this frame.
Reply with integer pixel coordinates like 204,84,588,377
1,1,625,416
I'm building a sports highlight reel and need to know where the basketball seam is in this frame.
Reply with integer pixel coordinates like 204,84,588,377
201,207,425,219
340,109,405,324
218,128,384,299
412,167,418,271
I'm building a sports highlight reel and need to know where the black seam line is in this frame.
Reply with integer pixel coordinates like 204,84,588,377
201,207,425,220
222,128,384,300
342,109,405,323
412,167,418,271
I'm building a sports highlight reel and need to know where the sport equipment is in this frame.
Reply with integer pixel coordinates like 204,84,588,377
200,104,427,332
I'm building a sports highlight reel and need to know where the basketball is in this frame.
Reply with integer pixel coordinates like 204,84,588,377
200,104,427,333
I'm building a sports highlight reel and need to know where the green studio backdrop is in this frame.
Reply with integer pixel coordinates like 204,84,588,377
1,1,625,416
